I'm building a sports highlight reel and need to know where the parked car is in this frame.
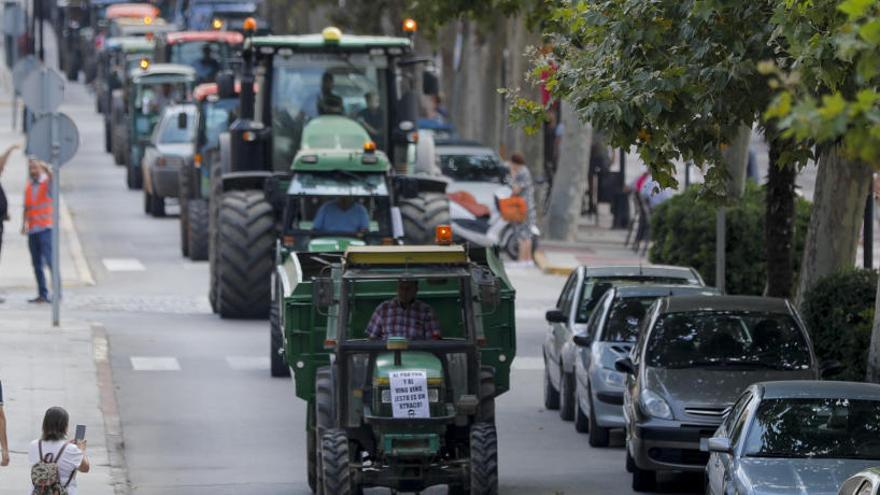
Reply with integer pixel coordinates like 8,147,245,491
570,284,721,446
840,468,880,495
542,265,704,418
617,295,825,492
142,104,196,217
706,381,880,495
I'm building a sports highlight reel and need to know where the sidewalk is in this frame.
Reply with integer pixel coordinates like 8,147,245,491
0,312,120,495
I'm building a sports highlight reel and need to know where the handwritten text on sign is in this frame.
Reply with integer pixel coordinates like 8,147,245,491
388,369,430,418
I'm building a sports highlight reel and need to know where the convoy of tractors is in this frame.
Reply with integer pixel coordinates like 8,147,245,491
61,3,517,492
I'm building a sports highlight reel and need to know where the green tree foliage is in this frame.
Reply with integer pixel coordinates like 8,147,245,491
800,269,878,381
649,183,811,295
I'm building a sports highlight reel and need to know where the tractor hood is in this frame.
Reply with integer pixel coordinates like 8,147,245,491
307,237,365,252
372,352,445,385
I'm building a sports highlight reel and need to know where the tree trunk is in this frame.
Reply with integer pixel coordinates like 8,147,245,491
545,102,591,241
867,279,880,382
795,147,872,306
764,139,798,298
721,125,751,199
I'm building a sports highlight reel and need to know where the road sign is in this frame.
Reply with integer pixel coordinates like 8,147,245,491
3,2,25,36
21,67,64,114
27,113,79,164
12,55,38,95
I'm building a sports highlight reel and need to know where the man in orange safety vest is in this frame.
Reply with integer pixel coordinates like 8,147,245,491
21,156,54,303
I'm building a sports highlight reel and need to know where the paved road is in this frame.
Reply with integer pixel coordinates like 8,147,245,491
50,75,702,495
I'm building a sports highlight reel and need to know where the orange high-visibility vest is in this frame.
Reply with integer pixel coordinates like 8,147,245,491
24,178,53,231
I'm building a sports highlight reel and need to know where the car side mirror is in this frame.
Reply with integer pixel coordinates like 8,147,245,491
614,357,635,374
820,359,844,378
707,437,733,454
545,309,566,323
177,112,188,129
312,277,334,309
573,335,590,347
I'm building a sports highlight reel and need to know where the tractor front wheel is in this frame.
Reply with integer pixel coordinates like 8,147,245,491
187,199,209,261
269,289,289,378
469,422,499,495
321,429,357,495
215,190,274,319
399,192,450,245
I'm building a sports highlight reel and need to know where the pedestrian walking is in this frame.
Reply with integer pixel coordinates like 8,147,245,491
508,152,537,264
0,143,20,304
28,407,89,495
22,156,55,304
0,381,9,467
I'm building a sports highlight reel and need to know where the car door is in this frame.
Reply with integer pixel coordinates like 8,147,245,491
576,291,613,393
142,111,168,189
708,390,754,494
546,271,578,386
555,270,582,375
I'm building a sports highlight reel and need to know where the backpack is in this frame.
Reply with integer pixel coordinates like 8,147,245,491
31,441,75,495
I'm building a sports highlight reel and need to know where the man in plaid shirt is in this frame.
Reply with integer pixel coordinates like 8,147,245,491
367,280,441,340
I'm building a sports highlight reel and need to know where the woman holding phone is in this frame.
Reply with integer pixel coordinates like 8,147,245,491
28,407,89,494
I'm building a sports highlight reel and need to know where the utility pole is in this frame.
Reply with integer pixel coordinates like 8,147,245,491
865,193,874,269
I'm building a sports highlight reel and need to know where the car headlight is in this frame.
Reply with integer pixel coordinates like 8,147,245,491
381,388,441,403
639,389,673,420
598,367,625,388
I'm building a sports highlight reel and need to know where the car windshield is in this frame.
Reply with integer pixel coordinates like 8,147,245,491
202,98,237,147
602,297,656,342
271,53,389,170
438,153,507,183
645,311,811,370
575,276,698,323
744,398,880,459
158,110,196,143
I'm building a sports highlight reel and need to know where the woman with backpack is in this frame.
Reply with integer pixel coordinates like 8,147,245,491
28,407,89,495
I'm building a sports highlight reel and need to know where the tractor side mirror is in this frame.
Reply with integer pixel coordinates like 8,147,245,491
615,357,636,375
472,268,500,314
312,277,334,309
177,111,188,129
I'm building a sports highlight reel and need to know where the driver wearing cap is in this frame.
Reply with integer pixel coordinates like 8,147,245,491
367,280,441,340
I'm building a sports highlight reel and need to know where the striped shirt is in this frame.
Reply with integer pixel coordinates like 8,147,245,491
367,299,441,340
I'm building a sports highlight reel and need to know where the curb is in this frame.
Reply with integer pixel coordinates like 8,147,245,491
62,198,96,286
92,323,131,495
533,249,574,276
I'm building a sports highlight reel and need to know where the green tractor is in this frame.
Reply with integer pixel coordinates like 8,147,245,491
209,24,451,319
110,63,196,189
275,244,515,494
99,37,154,150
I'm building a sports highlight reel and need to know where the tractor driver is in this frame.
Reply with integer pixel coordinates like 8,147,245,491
367,280,441,340
312,196,369,233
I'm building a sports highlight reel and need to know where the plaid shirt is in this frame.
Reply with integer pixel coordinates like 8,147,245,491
367,299,441,340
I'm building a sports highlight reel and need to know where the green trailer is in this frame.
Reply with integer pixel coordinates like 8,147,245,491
273,244,516,494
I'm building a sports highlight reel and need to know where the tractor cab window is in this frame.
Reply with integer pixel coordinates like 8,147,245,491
137,82,188,115
286,172,390,234
171,42,229,83
201,97,238,147
271,53,390,170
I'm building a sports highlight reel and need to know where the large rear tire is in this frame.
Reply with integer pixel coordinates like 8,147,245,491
208,153,224,313
469,423,499,495
215,190,274,319
187,199,209,261
398,192,450,245
315,367,335,495
148,192,166,218
179,167,192,257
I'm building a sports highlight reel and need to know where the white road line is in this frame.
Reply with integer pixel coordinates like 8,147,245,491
102,258,146,272
226,356,270,371
511,356,544,371
130,357,180,371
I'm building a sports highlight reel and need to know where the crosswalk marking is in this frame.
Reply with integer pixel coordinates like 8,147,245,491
511,356,544,371
225,356,270,371
102,258,145,272
130,357,180,371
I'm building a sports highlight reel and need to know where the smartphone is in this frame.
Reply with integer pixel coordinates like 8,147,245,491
74,425,86,442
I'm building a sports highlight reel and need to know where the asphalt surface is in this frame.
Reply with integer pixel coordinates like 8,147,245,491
53,75,703,495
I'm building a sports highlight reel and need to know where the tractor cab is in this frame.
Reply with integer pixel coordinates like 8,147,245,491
97,36,154,114
278,243,514,493
122,63,196,188
154,31,243,83
278,116,403,253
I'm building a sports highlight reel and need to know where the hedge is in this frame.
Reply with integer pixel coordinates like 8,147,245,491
648,182,811,295
800,269,877,381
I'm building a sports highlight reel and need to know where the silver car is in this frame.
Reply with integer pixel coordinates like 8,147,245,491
543,265,704,420
706,381,880,495
840,468,880,495
618,296,824,492
142,104,196,217
571,284,720,447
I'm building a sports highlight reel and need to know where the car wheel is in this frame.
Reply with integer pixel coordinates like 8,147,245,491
625,447,634,473
631,461,656,492
543,359,560,410
559,368,575,421
588,386,610,447
574,388,589,433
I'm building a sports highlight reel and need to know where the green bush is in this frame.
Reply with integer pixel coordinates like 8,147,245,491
800,269,877,381
648,182,811,295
